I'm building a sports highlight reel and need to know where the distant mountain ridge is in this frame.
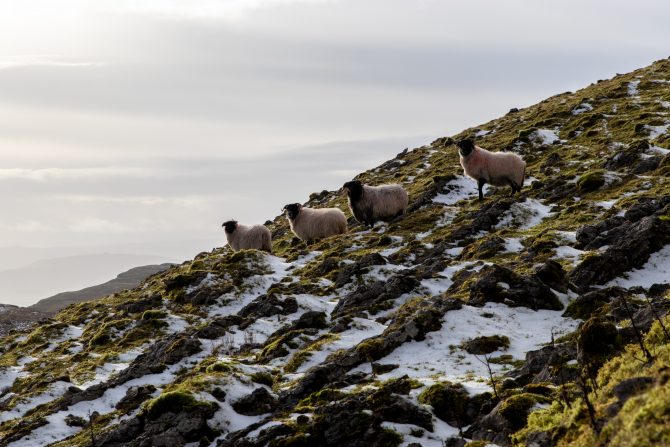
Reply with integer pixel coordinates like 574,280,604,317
29,263,175,314
0,253,175,307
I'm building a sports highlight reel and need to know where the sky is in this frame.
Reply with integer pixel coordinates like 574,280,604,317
1,0,669,304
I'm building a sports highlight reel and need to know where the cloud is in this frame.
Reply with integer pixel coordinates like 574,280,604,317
0,55,105,71
57,194,210,207
108,0,332,19
68,217,177,233
0,221,56,233
0,167,164,182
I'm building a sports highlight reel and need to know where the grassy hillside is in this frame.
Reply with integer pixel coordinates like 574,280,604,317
0,57,669,447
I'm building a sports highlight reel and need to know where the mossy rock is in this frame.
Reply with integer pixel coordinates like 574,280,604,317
418,382,470,425
461,335,510,355
206,361,236,374
577,170,606,192
141,310,167,320
355,338,386,361
269,433,310,447
144,391,212,420
577,316,621,365
250,371,274,386
499,392,549,430
297,388,346,409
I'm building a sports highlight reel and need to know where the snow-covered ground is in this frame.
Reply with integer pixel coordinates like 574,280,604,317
352,302,579,395
495,198,554,230
607,245,670,289
433,175,481,205
532,129,560,145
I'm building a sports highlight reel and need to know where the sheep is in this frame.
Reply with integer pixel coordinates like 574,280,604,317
282,203,347,242
456,138,526,201
221,220,272,252
341,180,409,227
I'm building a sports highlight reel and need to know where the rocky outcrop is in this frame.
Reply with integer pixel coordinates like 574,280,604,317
94,400,219,447
332,272,419,318
469,264,564,310
231,388,278,416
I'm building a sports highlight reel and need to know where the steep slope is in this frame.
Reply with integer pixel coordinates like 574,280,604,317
29,264,175,314
0,58,669,447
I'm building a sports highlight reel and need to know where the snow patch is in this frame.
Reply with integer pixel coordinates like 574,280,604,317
645,123,670,139
649,145,670,155
532,129,560,145
354,303,579,393
572,103,593,115
607,245,670,289
433,175,481,205
495,199,554,230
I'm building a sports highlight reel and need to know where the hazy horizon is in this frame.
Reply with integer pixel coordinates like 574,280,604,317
1,0,669,305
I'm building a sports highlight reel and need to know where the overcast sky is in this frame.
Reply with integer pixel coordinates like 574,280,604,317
1,0,669,265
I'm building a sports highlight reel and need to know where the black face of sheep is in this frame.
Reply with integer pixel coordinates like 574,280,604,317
282,203,302,220
341,180,363,201
222,220,238,234
457,139,475,157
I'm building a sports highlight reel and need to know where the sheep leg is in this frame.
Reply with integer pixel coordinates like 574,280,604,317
477,178,486,201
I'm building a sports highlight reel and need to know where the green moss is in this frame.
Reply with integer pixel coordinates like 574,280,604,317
144,391,211,420
141,310,167,320
418,382,470,425
577,170,606,193
465,441,491,447
269,433,309,447
296,388,346,410
250,371,274,386
461,335,510,355
205,361,236,374
500,393,550,430
355,338,386,361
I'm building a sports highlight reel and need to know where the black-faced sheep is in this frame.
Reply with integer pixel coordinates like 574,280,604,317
456,138,526,201
341,180,409,227
282,203,347,242
222,220,272,252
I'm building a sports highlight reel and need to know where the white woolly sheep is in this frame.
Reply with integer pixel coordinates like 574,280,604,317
341,180,409,227
222,220,272,252
456,138,526,200
282,203,347,242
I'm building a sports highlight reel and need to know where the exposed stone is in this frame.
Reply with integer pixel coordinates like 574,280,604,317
95,400,219,447
570,214,670,292
510,343,578,386
238,294,298,319
563,287,629,320
334,252,387,287
64,414,87,427
371,362,400,375
332,272,419,317
232,388,278,416
534,260,571,293
577,317,620,371
115,385,157,412
632,156,662,173
116,295,162,315
613,376,654,403
469,264,563,310
462,335,510,355
196,315,246,339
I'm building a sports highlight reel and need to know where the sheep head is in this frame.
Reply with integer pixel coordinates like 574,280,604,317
222,220,238,233
457,138,475,157
282,203,302,220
